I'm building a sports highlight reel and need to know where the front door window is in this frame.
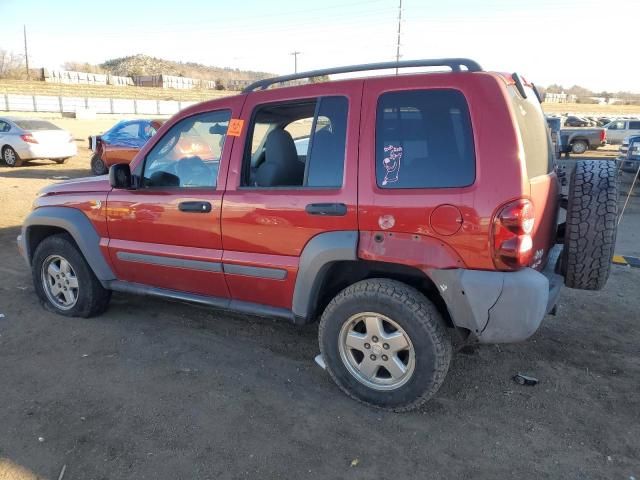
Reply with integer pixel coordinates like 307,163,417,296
143,110,231,188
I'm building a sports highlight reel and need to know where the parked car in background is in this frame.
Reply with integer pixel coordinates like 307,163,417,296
563,115,590,127
619,135,640,173
597,117,612,127
605,119,640,145
0,117,77,167
546,117,563,158
89,119,164,175
560,126,607,154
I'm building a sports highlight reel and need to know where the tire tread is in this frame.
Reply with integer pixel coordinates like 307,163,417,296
564,160,618,290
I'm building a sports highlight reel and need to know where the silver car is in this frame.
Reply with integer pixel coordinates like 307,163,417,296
0,117,77,167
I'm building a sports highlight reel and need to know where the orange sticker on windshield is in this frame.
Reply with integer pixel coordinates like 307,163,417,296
227,118,244,137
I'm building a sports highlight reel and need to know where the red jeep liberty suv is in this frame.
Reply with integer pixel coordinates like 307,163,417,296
18,59,618,411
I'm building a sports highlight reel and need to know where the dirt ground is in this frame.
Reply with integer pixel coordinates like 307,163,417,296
0,118,639,480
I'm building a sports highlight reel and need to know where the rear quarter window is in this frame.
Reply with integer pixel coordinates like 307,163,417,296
13,120,61,130
509,87,553,177
375,89,475,189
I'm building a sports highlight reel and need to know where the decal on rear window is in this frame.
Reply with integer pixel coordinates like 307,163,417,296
382,145,403,186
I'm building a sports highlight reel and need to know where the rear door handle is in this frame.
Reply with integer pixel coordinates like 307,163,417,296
305,203,347,216
179,201,212,213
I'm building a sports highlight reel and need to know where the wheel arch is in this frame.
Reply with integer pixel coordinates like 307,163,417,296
291,231,455,329
570,136,589,146
23,207,116,282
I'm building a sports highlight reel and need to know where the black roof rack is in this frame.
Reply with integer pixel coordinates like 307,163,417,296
242,58,483,93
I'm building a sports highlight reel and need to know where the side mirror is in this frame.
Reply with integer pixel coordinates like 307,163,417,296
109,163,133,189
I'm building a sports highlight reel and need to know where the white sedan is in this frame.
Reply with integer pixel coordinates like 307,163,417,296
0,117,77,167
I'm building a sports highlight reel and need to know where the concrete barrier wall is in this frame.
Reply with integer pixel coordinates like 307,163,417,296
1,94,199,116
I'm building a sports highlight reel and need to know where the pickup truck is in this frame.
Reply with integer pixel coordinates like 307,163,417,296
605,119,640,145
560,126,607,154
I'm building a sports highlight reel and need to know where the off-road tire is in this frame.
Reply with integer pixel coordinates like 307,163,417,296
2,146,23,167
90,153,108,175
32,233,111,317
571,140,588,154
319,278,452,412
563,160,618,290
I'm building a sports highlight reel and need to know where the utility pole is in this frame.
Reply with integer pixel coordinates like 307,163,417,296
23,24,30,79
290,51,301,74
395,0,402,75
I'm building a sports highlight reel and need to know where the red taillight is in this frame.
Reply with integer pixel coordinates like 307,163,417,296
492,199,535,270
600,129,606,142
20,133,38,144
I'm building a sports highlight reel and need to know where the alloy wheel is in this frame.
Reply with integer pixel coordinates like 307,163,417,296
338,312,415,391
41,255,79,310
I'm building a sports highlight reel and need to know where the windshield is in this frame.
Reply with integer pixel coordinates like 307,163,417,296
13,120,61,131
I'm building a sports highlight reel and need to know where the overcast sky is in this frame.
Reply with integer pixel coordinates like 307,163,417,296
1,0,638,92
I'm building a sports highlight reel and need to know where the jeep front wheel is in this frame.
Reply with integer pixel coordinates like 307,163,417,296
32,233,111,317
319,279,452,411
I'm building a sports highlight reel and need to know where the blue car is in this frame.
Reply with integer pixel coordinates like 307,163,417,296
620,135,640,173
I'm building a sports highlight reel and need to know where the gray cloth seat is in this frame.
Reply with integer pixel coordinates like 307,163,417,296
256,129,304,187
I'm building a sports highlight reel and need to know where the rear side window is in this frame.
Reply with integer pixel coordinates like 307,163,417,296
242,96,348,188
306,97,348,187
509,86,553,177
629,121,640,129
13,120,60,130
375,89,475,189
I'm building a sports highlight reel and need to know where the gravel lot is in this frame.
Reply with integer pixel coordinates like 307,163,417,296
0,118,638,480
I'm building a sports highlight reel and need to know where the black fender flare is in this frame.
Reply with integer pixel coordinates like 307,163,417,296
291,231,358,323
22,206,116,282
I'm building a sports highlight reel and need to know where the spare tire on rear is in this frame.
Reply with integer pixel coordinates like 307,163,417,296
563,160,618,290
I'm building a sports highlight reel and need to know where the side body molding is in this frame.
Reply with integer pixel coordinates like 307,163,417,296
22,206,116,282
292,230,358,322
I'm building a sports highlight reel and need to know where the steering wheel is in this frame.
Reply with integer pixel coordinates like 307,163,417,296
177,156,210,187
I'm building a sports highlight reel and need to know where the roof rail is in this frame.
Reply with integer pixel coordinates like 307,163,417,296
242,58,483,93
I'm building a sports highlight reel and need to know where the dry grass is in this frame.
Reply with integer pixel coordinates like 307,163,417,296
542,102,640,116
0,79,236,101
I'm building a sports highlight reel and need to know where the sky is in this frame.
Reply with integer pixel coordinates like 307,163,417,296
1,0,639,93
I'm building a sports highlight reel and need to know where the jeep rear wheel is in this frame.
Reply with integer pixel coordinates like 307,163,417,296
319,279,452,411
563,160,618,290
32,233,111,317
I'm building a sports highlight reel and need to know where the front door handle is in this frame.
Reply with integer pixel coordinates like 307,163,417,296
305,203,347,216
179,201,212,213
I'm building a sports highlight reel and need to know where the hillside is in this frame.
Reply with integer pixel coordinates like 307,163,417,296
99,54,272,86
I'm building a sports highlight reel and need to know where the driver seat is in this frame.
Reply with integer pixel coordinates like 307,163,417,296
256,129,304,187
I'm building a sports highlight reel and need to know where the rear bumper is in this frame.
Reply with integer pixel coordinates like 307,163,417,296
430,245,564,343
